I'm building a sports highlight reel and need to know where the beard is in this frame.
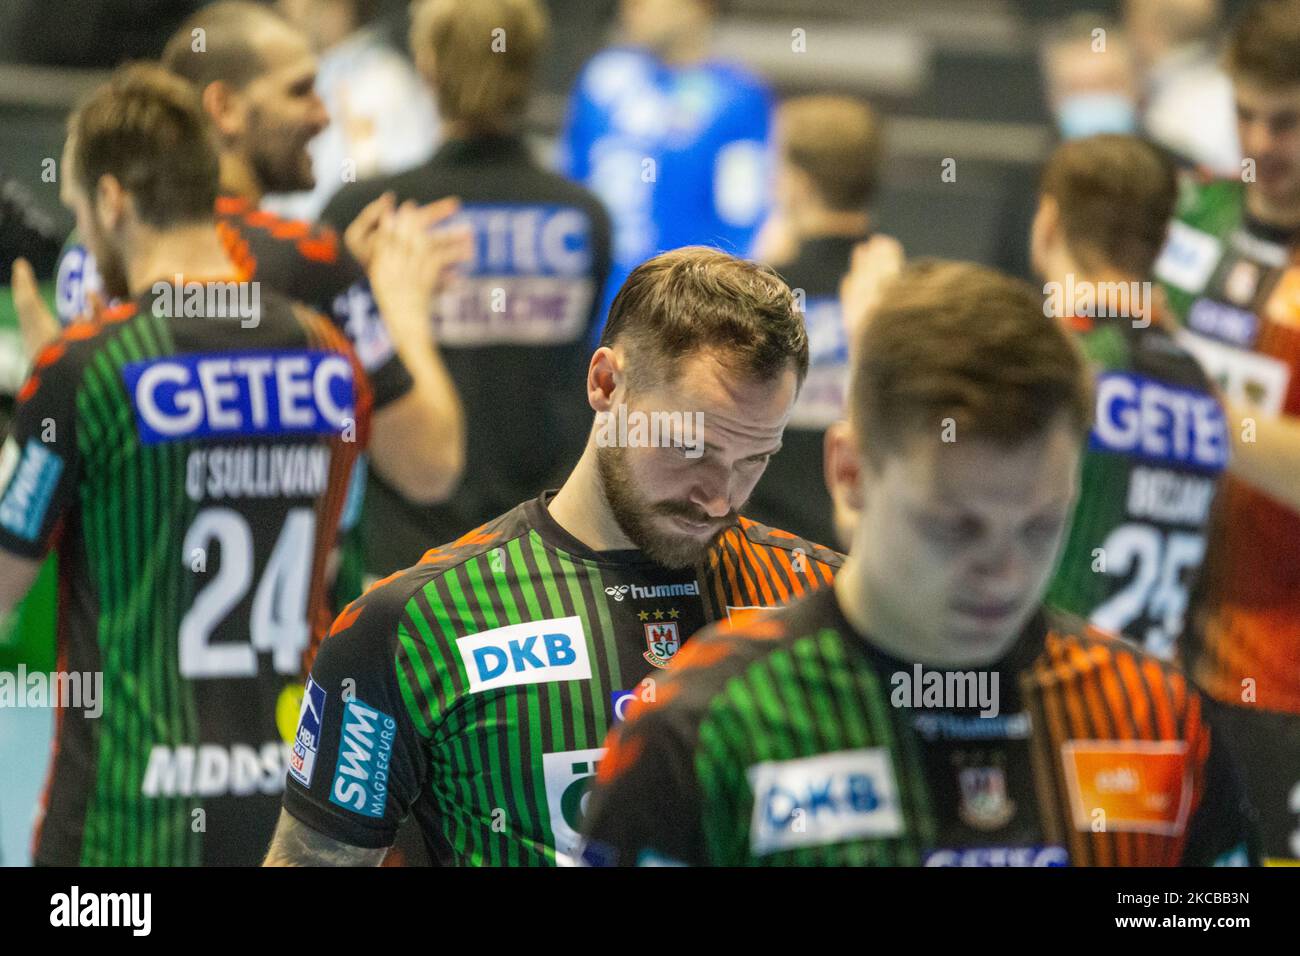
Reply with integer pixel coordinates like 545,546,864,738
247,110,318,195
596,443,736,570
89,234,130,302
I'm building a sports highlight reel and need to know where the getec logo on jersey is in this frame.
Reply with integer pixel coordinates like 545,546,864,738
747,749,904,856
329,697,396,819
289,678,327,788
456,616,592,693
121,350,355,446
0,437,65,542
435,203,594,346
1089,371,1228,471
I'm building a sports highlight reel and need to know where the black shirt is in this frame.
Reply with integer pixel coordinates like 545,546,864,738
322,134,613,574
745,233,866,549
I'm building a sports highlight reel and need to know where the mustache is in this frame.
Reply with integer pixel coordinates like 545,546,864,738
653,501,737,526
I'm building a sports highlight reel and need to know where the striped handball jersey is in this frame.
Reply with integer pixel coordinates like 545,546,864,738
580,588,1256,866
1044,312,1228,661
1153,175,1300,712
282,493,842,865
0,283,371,865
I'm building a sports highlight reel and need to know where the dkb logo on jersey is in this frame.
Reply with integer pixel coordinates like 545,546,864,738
456,616,592,693
542,747,606,864
329,697,396,819
747,749,905,856
1089,371,1228,471
121,350,356,446
288,678,327,788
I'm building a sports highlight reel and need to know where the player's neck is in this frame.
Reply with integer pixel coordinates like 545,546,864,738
219,153,265,206
654,32,711,67
125,223,242,298
1245,187,1300,234
791,207,871,244
548,443,638,553
1042,255,1149,322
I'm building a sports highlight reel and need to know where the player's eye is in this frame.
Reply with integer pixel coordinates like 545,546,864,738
1022,515,1063,545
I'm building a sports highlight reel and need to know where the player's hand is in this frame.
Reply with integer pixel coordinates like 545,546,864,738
839,235,905,349
10,257,61,359
366,198,473,350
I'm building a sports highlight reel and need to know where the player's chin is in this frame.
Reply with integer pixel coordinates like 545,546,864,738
947,598,1031,644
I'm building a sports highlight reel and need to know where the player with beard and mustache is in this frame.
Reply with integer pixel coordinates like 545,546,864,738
42,2,466,606
265,246,843,866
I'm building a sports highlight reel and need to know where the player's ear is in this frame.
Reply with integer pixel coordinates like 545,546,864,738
587,346,622,413
824,420,864,549
1030,194,1060,269
95,174,128,233
201,80,246,140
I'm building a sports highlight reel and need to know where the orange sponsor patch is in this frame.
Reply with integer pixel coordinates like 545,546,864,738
725,605,767,628
1060,740,1192,836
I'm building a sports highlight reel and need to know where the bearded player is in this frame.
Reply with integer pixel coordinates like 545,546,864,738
579,261,1255,866
264,247,842,865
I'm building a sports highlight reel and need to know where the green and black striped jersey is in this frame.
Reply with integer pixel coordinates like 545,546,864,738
282,492,842,865
0,282,371,866
580,587,1256,867
1044,313,1229,660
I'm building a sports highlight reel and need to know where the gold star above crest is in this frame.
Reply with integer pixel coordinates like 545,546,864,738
668,608,680,619
637,610,649,622
653,609,665,620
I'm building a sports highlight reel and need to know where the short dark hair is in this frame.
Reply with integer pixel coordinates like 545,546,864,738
1039,133,1178,278
600,247,809,391
162,1,291,91
1226,0,1300,88
68,62,219,228
850,260,1093,466
779,95,883,210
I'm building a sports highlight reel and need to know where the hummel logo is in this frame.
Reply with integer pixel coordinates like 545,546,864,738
604,585,630,601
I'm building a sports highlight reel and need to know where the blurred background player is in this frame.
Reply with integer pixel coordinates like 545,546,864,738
50,1,469,604
323,0,612,579
1124,0,1241,174
580,260,1256,867
560,0,772,335
744,95,882,548
265,247,841,866
1040,15,1141,141
0,63,412,864
1153,0,1300,864
265,0,440,221
1031,134,1229,660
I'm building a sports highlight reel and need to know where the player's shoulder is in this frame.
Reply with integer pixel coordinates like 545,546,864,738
319,173,406,232
411,500,536,577
1173,168,1244,219
17,300,142,404
721,516,844,573
1037,606,1195,692
576,46,657,101
217,195,356,283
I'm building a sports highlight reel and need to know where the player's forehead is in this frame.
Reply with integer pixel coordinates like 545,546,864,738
888,424,1080,518
1234,79,1300,117
635,350,796,445
245,26,317,93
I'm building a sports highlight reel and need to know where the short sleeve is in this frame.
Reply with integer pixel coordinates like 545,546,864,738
281,584,430,849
